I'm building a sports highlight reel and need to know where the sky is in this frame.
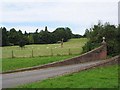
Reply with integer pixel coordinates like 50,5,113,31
118,1,120,24
0,0,119,35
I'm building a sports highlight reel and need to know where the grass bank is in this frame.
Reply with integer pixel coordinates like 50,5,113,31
2,54,78,72
19,65,118,88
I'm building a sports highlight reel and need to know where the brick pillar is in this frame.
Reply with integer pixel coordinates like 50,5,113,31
101,37,107,59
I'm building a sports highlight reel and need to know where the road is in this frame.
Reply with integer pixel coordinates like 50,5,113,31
2,60,105,88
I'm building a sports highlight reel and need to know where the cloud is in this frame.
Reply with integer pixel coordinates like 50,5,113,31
1,1,118,35
1,0,119,3
1,2,117,23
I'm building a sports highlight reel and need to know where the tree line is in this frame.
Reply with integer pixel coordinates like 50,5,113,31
1,26,82,47
83,22,120,56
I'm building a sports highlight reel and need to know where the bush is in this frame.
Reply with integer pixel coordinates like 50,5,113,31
19,39,26,48
82,22,120,56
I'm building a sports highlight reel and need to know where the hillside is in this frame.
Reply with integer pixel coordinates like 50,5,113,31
2,38,88,58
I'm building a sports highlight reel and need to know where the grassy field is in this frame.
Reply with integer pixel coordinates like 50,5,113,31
2,38,87,72
2,38,88,58
19,65,118,88
2,54,78,72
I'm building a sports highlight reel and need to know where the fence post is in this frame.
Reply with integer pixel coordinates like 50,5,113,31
32,49,33,57
68,48,71,55
12,50,14,58
51,48,53,56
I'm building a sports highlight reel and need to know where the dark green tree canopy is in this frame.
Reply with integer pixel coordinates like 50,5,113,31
1,26,78,46
83,22,120,56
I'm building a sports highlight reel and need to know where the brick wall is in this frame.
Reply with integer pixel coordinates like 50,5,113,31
63,55,120,76
39,44,107,68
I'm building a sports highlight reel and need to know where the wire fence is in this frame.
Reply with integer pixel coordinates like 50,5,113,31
2,48,82,58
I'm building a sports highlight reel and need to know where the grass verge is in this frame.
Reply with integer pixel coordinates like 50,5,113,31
19,65,118,88
2,54,78,72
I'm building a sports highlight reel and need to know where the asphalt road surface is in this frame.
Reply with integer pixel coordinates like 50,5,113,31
2,60,105,88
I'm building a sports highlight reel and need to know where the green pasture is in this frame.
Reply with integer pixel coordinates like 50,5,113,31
2,38,88,58
2,38,88,72
19,65,118,88
2,54,78,72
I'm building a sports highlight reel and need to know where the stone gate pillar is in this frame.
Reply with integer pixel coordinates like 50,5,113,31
101,37,107,59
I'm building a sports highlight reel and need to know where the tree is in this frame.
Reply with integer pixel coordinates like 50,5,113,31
83,29,90,37
116,25,120,54
82,22,119,56
19,39,26,48
2,27,9,46
39,30,54,44
65,27,72,39
72,34,82,38
53,27,71,42
24,31,28,36
8,28,19,45
45,26,48,32
33,29,39,44
1,26,73,46
19,34,28,48
28,34,34,44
